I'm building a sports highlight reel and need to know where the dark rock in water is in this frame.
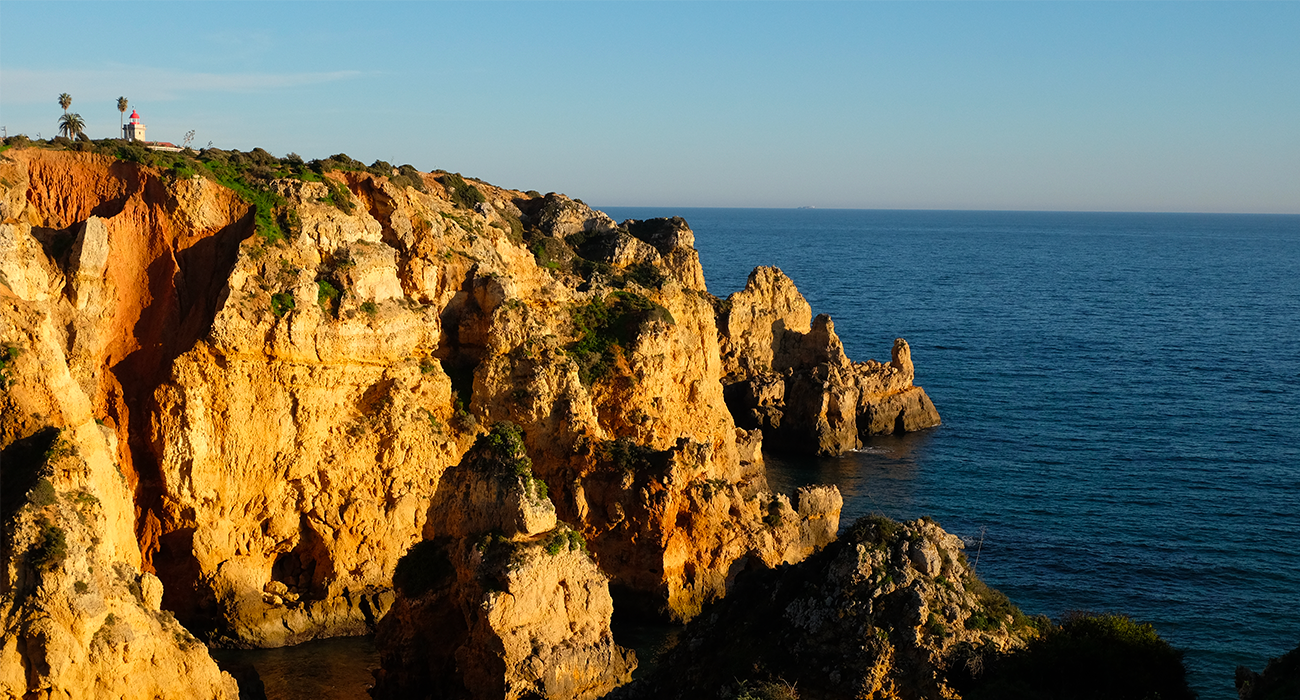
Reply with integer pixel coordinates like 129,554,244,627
1236,642,1300,700
211,658,267,700
608,515,1033,700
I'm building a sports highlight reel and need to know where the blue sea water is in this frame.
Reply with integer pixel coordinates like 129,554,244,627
604,207,1300,700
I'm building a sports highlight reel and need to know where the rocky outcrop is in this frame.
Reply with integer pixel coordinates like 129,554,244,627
719,266,941,455
2,146,855,670
372,423,634,700
0,210,237,698
611,515,1034,700
1238,642,1300,700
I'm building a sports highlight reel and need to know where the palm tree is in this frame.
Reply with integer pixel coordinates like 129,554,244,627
58,93,71,114
58,113,85,140
117,97,128,138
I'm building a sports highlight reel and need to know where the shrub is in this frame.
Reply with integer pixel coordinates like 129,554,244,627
622,262,667,289
601,437,655,474
927,612,948,639
29,478,56,507
964,573,1031,631
270,292,295,318
545,531,567,556
392,539,454,598
762,500,785,528
0,344,18,388
316,279,341,316
441,173,487,209
360,300,378,316
566,292,674,385
844,513,902,548
319,178,355,214
531,476,548,501
74,580,89,594
960,612,1195,700
43,437,74,463
451,390,477,432
543,528,585,556
31,518,68,570
735,680,800,700
482,422,532,477
389,164,427,193
72,490,99,507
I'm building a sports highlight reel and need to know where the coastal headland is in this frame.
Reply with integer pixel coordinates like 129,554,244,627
3,141,1272,699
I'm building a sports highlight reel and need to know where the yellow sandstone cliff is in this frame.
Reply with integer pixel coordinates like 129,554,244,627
0,146,940,698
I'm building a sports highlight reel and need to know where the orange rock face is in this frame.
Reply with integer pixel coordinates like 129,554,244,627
1,148,239,697
0,147,930,698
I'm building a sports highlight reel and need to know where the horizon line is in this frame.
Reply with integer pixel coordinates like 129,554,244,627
595,205,1300,217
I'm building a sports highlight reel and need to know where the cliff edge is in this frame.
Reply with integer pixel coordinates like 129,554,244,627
0,142,940,697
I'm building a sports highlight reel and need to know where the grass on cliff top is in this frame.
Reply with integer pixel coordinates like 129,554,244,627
440,172,486,210
0,136,428,243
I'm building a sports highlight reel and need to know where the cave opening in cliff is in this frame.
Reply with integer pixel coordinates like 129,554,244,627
271,526,331,601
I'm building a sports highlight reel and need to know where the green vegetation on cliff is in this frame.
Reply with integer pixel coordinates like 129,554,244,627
0,135,426,244
567,292,674,385
958,612,1196,700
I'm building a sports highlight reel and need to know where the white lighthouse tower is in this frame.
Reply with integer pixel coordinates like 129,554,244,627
124,109,146,142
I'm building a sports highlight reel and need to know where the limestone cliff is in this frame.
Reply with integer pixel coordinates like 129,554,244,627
372,423,634,700
610,515,1034,700
720,266,941,455
0,156,238,698
0,143,863,689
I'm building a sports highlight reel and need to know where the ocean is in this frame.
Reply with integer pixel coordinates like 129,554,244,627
604,207,1300,699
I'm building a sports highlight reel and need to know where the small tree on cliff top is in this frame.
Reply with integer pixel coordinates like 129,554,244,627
57,113,85,140
58,93,71,114
117,96,128,137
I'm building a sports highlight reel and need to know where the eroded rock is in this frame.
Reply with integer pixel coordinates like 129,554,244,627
720,266,942,455
611,516,1034,700
372,423,635,700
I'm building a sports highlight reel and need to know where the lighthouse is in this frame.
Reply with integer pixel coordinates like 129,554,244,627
124,110,146,142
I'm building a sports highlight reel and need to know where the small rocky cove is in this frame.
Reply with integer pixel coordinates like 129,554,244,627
0,144,1291,699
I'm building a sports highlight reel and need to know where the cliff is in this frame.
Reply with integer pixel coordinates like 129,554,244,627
371,423,634,700
0,143,938,697
0,150,238,696
609,515,1034,700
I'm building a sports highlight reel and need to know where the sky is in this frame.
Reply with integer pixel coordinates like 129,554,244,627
1,1,1298,213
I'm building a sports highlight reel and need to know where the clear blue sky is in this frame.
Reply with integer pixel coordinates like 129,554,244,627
2,1,1297,213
